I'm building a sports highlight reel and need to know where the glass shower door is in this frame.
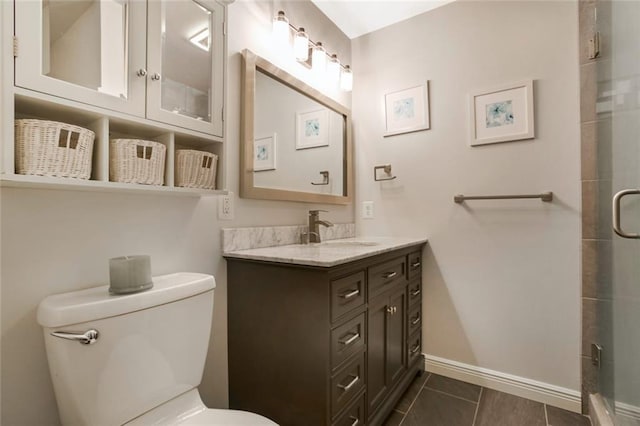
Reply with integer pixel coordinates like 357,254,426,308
600,1,640,423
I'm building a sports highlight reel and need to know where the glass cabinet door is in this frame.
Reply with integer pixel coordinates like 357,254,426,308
15,0,147,116
146,0,224,136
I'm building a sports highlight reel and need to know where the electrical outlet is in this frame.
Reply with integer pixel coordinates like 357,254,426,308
362,201,374,219
218,192,234,220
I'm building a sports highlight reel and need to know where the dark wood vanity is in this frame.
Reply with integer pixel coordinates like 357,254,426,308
226,242,425,425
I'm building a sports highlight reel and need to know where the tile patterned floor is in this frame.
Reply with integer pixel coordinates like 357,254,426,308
384,373,592,426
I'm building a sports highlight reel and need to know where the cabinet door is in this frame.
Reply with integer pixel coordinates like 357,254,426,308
387,286,407,388
146,0,224,136
15,0,146,116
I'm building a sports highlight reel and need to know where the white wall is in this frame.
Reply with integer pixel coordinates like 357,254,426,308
352,1,581,392
0,1,352,424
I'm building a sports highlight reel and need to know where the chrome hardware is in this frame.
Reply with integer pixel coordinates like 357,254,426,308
410,343,420,354
340,289,360,300
374,164,397,182
454,192,553,203
338,375,359,392
386,306,394,314
136,68,147,77
300,231,319,244
393,306,397,314
340,332,360,346
591,343,603,368
350,417,359,426
151,73,161,81
308,210,333,243
613,189,640,239
588,31,601,60
311,170,330,185
411,261,421,268
411,288,421,297
411,314,421,326
51,329,99,345
382,271,397,279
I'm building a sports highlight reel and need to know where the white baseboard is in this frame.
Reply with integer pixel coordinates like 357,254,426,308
424,354,582,413
615,401,640,422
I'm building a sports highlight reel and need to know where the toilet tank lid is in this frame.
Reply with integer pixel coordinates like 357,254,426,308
37,272,215,328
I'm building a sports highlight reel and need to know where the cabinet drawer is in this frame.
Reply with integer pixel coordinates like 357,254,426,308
332,391,365,426
408,304,422,337
331,313,366,370
331,351,366,417
408,279,422,307
368,256,406,300
407,251,422,280
331,271,366,323
408,332,422,366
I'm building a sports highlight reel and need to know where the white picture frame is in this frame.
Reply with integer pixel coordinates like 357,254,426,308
296,109,330,150
253,134,276,171
469,80,535,146
384,82,430,137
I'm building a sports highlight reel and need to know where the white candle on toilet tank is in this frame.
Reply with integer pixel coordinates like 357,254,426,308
109,255,153,294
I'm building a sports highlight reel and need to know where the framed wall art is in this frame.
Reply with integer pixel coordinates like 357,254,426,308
296,109,329,149
254,134,276,171
384,82,430,137
469,80,534,146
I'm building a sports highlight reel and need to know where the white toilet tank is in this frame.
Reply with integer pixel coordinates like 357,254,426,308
37,272,216,426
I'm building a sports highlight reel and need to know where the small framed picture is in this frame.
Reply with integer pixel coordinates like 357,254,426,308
384,82,430,137
296,109,330,150
469,80,534,146
254,134,276,171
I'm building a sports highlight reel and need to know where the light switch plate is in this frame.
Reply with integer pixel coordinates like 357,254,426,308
218,192,234,220
362,201,374,219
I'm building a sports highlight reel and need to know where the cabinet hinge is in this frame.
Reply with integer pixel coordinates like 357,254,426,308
223,20,227,36
13,36,18,58
221,107,225,122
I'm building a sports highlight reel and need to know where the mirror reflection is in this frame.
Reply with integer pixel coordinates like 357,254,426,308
42,0,128,98
160,0,213,122
253,70,345,196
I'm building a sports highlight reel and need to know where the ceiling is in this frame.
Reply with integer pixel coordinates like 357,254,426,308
309,0,455,39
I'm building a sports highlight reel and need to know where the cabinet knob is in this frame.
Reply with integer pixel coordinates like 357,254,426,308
386,306,394,314
136,68,147,77
151,73,162,81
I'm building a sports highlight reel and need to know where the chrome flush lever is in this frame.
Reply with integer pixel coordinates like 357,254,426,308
51,329,99,345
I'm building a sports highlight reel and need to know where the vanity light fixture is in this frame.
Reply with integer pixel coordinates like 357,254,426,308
189,27,210,51
272,10,353,91
294,27,309,61
273,10,290,44
311,42,327,73
340,65,353,92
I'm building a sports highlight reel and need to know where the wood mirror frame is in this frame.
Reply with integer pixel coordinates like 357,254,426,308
240,49,353,205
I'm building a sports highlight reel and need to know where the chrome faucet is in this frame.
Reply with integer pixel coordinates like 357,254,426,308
308,210,334,243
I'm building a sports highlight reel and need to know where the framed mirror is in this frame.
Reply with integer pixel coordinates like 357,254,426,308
241,49,353,205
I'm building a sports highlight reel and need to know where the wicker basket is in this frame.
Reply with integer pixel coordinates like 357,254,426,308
175,150,217,190
110,139,166,186
15,119,95,179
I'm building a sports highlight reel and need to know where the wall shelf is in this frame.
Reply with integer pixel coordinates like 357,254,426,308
0,173,227,197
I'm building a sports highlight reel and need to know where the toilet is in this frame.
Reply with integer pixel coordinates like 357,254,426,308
37,272,277,425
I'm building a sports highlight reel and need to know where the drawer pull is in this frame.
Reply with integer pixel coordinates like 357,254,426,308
349,417,359,426
386,306,397,315
340,289,360,300
411,261,421,268
411,314,421,325
410,343,420,354
339,332,360,346
338,375,359,392
411,288,421,297
383,271,397,279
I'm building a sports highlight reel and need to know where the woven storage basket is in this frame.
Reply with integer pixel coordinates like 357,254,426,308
15,119,95,179
175,150,218,190
110,139,166,186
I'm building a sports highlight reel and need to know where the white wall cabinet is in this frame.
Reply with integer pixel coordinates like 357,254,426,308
15,0,225,137
4,0,228,196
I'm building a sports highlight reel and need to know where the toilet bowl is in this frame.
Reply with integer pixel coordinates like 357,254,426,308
37,272,276,425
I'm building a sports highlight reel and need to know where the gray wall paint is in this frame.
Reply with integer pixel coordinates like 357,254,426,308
352,1,581,391
0,1,352,424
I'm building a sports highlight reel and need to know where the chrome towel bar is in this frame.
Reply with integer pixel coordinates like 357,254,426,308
454,192,553,204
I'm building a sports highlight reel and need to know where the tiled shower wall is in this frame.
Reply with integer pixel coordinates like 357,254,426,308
579,0,614,414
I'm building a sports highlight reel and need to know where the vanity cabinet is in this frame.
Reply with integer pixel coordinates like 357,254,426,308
14,0,224,136
226,243,425,426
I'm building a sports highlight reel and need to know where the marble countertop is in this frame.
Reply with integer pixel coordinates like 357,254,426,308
223,236,428,267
